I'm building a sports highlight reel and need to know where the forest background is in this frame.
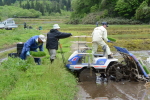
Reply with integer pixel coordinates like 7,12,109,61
0,0,150,24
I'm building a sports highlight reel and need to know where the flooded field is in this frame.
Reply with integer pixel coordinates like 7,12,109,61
77,81,150,100
75,50,150,100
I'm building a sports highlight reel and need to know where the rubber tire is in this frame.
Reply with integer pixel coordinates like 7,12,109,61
78,68,96,82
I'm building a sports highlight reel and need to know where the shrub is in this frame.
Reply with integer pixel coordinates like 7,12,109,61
65,18,81,24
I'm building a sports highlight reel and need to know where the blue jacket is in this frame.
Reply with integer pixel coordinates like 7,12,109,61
20,35,44,59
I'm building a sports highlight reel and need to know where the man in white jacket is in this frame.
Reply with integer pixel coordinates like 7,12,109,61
92,22,113,59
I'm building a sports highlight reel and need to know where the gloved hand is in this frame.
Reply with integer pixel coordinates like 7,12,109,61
107,40,111,42
26,51,30,56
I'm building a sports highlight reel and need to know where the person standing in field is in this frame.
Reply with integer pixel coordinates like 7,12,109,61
91,22,113,59
96,21,99,27
24,22,27,29
46,24,72,63
20,34,46,65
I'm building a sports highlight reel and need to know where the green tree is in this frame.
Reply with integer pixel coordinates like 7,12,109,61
26,1,30,9
0,6,42,18
19,0,22,7
0,0,3,6
135,0,150,22
31,0,34,9
71,0,116,18
114,0,143,18
90,4,98,12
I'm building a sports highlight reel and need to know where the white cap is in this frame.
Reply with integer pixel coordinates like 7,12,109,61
53,24,60,29
39,34,46,42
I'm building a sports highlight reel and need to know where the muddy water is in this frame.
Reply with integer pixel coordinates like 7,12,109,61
76,50,150,100
77,81,150,100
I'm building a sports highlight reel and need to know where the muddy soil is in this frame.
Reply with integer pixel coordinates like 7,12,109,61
76,81,150,100
71,43,150,100
74,50,150,100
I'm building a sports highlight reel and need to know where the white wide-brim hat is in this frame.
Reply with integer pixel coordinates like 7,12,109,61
53,24,60,29
39,34,46,42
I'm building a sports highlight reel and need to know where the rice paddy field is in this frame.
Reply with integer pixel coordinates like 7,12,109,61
0,16,150,100
0,16,150,51
1,17,150,65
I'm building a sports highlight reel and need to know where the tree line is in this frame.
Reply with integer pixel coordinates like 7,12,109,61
71,0,150,23
0,0,71,16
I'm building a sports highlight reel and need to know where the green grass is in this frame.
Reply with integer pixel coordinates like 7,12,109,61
0,28,42,49
0,53,77,100
5,61,77,100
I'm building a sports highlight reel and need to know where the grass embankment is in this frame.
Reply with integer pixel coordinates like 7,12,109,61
0,55,77,100
0,43,77,100
0,20,77,99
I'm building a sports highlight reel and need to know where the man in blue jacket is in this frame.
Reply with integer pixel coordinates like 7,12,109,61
46,24,72,63
20,34,46,65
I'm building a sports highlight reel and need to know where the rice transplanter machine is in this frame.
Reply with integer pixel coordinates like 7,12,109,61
66,36,150,83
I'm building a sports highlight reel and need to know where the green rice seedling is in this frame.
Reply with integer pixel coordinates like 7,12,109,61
138,59,150,74
108,37,116,42
30,51,46,57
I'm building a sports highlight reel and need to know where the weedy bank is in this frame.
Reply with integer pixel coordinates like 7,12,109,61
0,45,77,100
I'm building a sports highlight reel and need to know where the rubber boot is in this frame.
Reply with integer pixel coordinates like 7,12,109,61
108,55,113,59
50,59,54,64
34,58,41,65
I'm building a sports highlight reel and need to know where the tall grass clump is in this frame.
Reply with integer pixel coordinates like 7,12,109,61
0,57,33,99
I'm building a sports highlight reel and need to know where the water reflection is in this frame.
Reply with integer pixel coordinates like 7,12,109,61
79,81,150,100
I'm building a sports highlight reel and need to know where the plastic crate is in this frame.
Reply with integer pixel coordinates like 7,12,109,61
17,43,24,54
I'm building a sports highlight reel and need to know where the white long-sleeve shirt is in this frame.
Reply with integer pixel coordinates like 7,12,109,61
92,26,108,42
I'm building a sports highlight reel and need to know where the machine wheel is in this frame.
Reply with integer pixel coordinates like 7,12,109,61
129,68,139,81
78,68,96,82
107,63,127,81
